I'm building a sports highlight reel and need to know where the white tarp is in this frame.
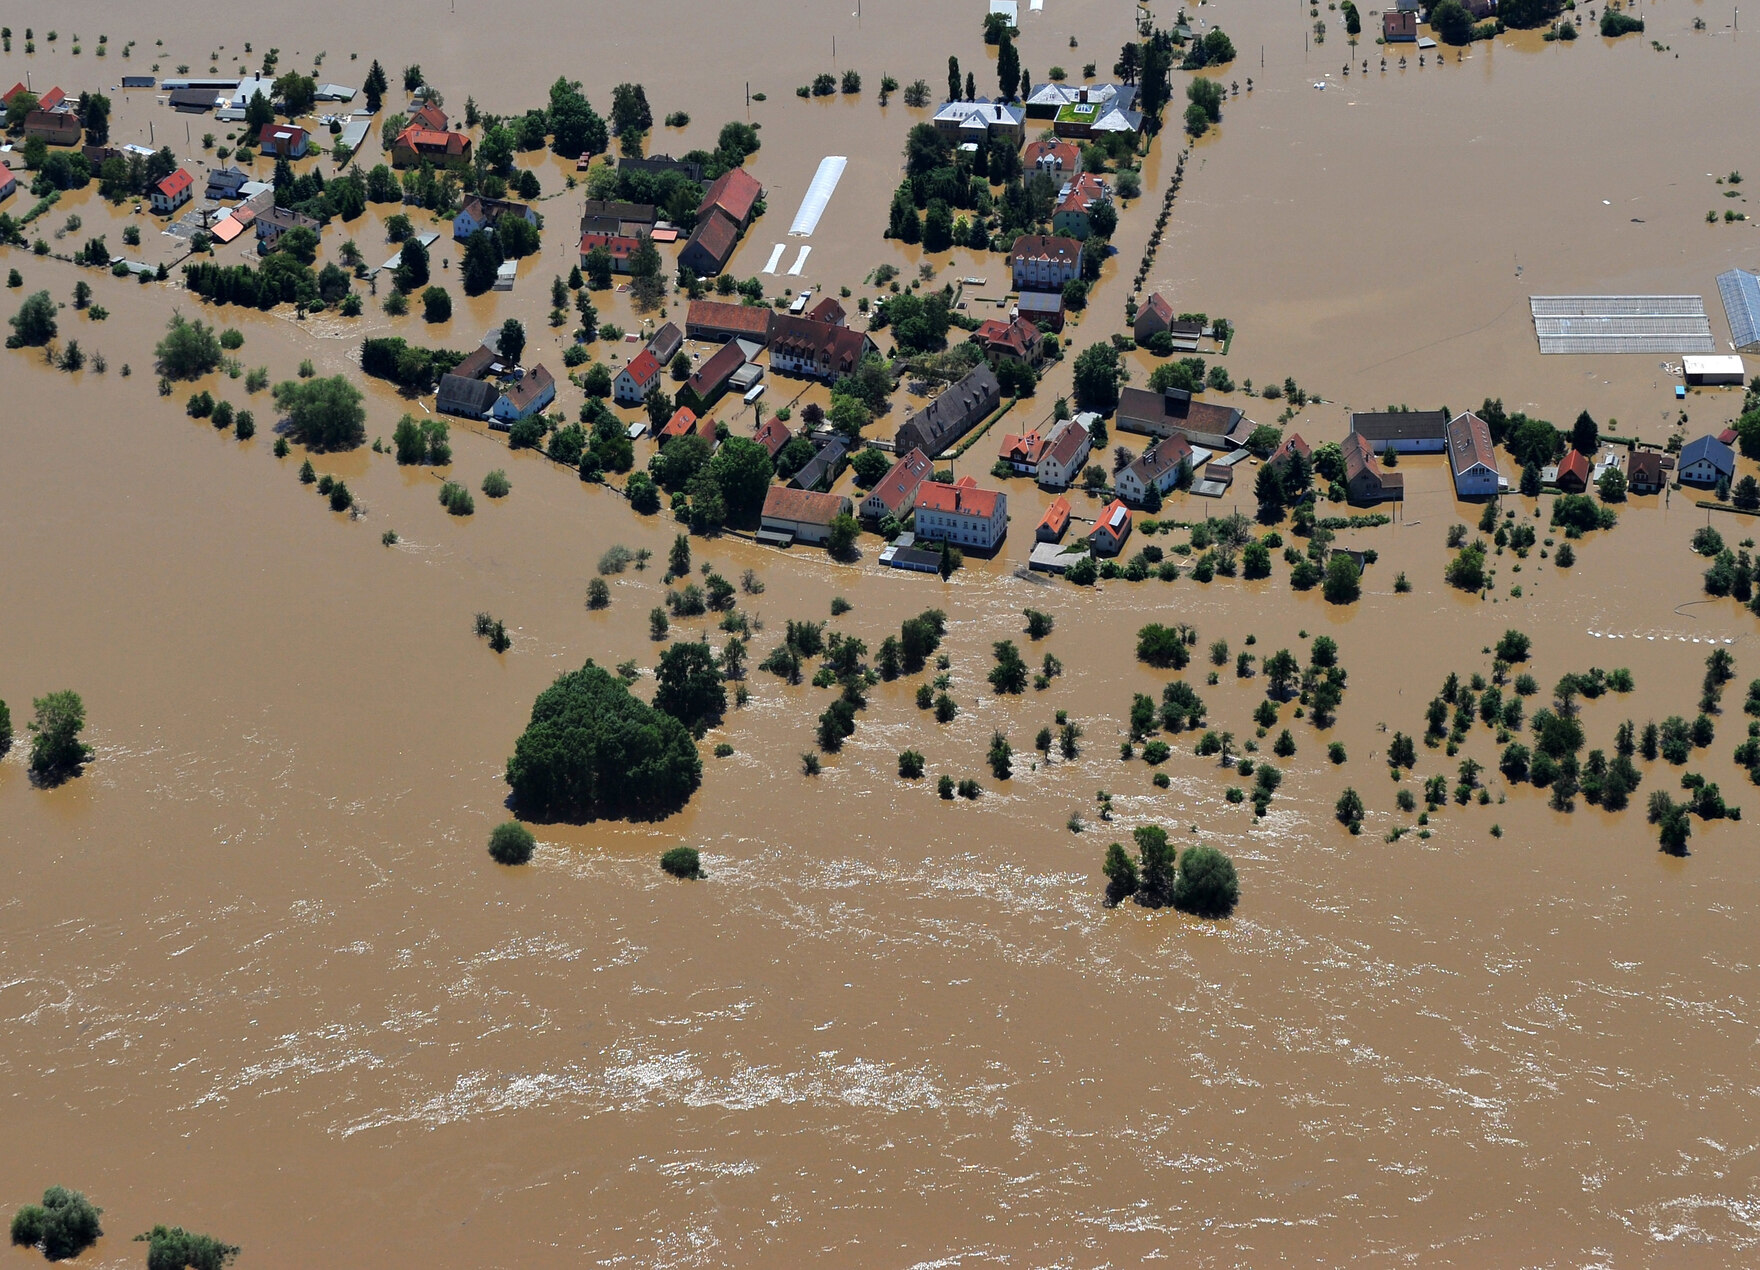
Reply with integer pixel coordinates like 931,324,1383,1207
761,243,787,274
787,246,812,276
788,156,847,236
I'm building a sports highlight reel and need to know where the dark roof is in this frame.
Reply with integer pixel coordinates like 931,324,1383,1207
436,374,500,418
686,339,746,401
791,437,848,492
168,87,221,110
680,208,740,273
580,198,655,227
1349,409,1448,443
647,322,683,364
1116,386,1245,441
894,363,1003,457
500,364,554,415
1628,449,1664,485
769,314,871,378
1446,411,1498,475
452,344,499,380
619,153,705,182
1680,434,1734,473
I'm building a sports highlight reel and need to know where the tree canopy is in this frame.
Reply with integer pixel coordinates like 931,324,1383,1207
505,662,702,820
273,376,367,451
155,313,225,380
652,642,726,737
7,290,57,348
28,691,92,783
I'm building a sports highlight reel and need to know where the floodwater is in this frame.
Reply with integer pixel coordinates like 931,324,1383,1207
3,0,1760,1264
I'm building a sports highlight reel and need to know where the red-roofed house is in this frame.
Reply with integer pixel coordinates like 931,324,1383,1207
614,349,662,405
150,168,194,215
1,83,27,107
860,447,933,521
1555,447,1590,494
914,475,1008,551
1384,10,1418,39
754,415,793,459
972,316,1043,366
682,339,746,409
687,299,774,345
1268,432,1312,472
1037,495,1072,542
678,208,741,278
22,108,80,146
1051,173,1111,239
769,314,875,382
1089,499,1133,556
1023,138,1081,178
698,166,763,229
410,102,448,131
257,123,309,157
1134,292,1175,343
761,486,853,545
998,429,1048,473
0,163,16,201
392,125,472,169
578,231,641,273
807,297,846,326
36,86,66,113
659,406,717,446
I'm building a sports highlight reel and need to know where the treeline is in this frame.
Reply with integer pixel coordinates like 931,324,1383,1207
361,336,466,393
183,255,321,309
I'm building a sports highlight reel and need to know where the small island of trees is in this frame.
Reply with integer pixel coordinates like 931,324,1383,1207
1101,824,1239,918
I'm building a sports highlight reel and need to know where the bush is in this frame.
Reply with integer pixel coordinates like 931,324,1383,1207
481,469,511,498
898,750,925,779
487,821,536,864
155,312,224,379
132,1226,240,1270
660,846,703,878
1173,844,1239,918
438,482,475,515
27,691,92,782
12,1187,103,1260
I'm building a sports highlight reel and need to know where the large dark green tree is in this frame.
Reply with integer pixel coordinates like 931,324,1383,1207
505,662,702,820
653,642,726,737
273,376,367,451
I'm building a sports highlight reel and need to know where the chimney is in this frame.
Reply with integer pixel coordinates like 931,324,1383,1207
1078,87,1088,103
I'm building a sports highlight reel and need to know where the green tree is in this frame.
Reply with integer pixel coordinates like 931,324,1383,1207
548,77,607,158
827,512,860,558
706,436,775,525
505,662,701,820
28,690,92,781
486,821,536,865
498,318,527,366
1571,409,1599,454
1173,844,1239,917
13,1187,103,1261
653,642,727,737
988,729,1014,779
154,312,223,379
394,237,429,292
7,289,57,347
997,33,1021,98
1323,553,1361,604
1072,342,1123,412
989,640,1029,693
1428,0,1474,43
1134,824,1177,906
461,229,502,296
273,376,366,451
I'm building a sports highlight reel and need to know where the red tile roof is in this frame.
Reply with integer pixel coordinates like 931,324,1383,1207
1557,448,1590,485
754,416,793,457
1142,292,1174,324
1023,138,1079,170
807,297,845,325
258,123,307,150
622,349,661,387
998,430,1046,466
865,448,933,516
1,83,26,106
396,126,469,157
411,102,448,132
1008,234,1083,267
770,314,871,377
687,298,772,339
36,87,65,112
973,315,1041,360
1446,411,1498,476
762,485,848,527
156,169,193,199
1269,432,1311,466
699,165,762,224
915,474,1002,519
579,231,640,264
1038,495,1071,537
1055,172,1108,216
681,208,740,270
1091,498,1132,547
660,406,700,441
686,339,745,400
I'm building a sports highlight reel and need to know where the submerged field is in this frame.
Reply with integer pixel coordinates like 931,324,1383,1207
3,0,1759,1263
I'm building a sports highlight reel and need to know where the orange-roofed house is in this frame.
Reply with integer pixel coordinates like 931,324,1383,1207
1089,499,1133,556
150,168,194,215
859,448,933,522
754,415,793,459
1037,495,1072,542
659,406,716,446
257,123,310,157
391,124,472,169
971,316,1043,366
613,349,662,406
1555,447,1590,494
760,486,852,546
410,101,448,132
998,429,1048,475
698,166,763,230
913,475,1008,552
578,231,641,273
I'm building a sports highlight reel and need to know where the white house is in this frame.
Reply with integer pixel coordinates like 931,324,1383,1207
1445,411,1502,498
1007,234,1083,292
1348,409,1449,455
1115,433,1195,505
613,349,662,406
149,168,194,215
1034,416,1094,489
1679,435,1736,487
453,195,537,243
913,476,1008,552
491,365,556,426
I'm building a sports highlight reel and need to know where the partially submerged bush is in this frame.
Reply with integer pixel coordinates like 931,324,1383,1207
487,821,536,865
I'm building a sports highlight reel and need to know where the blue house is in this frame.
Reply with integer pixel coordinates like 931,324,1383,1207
490,365,555,426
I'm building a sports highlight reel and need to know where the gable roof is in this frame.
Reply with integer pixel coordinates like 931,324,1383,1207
1269,432,1311,466
500,365,554,415
762,485,848,527
258,123,307,148
1349,409,1449,444
807,296,845,326
579,231,641,264
1116,386,1245,440
770,313,870,377
686,339,746,400
647,322,684,363
1680,434,1735,473
915,474,1002,519
699,165,762,224
1445,411,1498,476
660,406,701,441
36,86,66,113
410,102,448,132
621,349,661,386
1038,495,1071,537
865,447,933,515
1124,433,1193,488
155,169,194,199
1627,449,1664,485
1142,292,1174,324
1091,498,1132,542
1055,172,1109,217
687,298,773,339
681,207,740,270
1008,234,1083,267
436,373,500,417
396,125,470,157
1556,448,1590,484
754,415,793,458
1384,10,1418,36
894,363,1003,456
1044,417,1091,468
973,315,1040,360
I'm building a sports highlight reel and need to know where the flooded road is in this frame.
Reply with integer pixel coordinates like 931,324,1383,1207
4,0,1760,1264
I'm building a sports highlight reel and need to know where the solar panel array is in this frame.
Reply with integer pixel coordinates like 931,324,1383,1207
1716,270,1760,353
1530,295,1715,354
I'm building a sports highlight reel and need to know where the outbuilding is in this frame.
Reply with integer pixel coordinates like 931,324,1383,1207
1682,355,1746,386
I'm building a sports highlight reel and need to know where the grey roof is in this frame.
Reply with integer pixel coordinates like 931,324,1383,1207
1680,434,1734,474
315,84,357,101
436,374,500,419
894,363,1003,458
790,437,849,492
1349,410,1449,443
1717,269,1760,353
121,76,156,88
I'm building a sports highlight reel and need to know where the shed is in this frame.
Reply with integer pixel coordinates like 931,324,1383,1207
1682,354,1746,386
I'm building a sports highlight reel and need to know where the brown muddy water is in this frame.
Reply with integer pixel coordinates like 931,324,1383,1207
3,0,1760,1264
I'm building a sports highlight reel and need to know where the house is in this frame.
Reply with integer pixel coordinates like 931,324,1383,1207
491,365,556,426
1016,289,1066,332
1009,234,1083,292
768,314,875,381
807,297,846,326
1555,448,1591,494
1037,495,1072,542
760,487,852,545
972,315,1043,365
1023,138,1081,178
893,363,1003,457
1116,433,1194,505
455,195,536,242
697,166,763,230
790,437,848,493
451,343,501,381
931,98,1027,147
681,339,747,409
1343,433,1405,504
22,109,81,146
1446,411,1502,498
678,208,741,278
0,164,15,201
1134,292,1176,343
1627,449,1665,494
1679,435,1736,487
914,476,1008,551
391,125,472,169
578,231,641,272
579,199,657,236
410,101,448,132
1268,432,1312,473
150,168,195,215
1089,499,1133,555
1349,408,1449,454
257,123,309,157
754,415,794,459
1384,10,1419,39
1036,416,1094,489
1051,173,1110,239
613,349,663,405
255,206,320,249
997,429,1049,474
860,447,933,521
657,406,714,446
687,298,774,346
205,165,251,200
1117,386,1246,449
646,322,684,366
436,373,500,419
1024,82,1145,137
